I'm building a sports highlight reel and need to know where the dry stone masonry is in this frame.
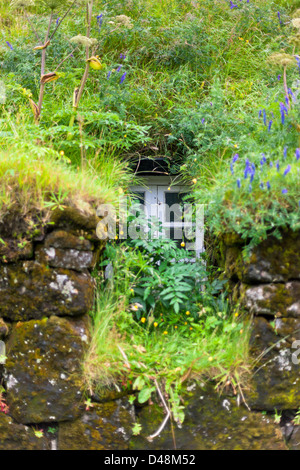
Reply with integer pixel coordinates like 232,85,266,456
221,229,300,412
0,204,134,449
0,203,299,449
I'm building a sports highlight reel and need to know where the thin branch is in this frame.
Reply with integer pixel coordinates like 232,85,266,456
54,46,79,71
25,11,42,43
117,345,131,369
50,0,77,41
74,0,94,107
41,12,53,75
37,12,53,117
147,379,171,441
283,65,290,110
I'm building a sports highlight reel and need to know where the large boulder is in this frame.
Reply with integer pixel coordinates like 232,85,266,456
0,261,94,321
4,316,90,424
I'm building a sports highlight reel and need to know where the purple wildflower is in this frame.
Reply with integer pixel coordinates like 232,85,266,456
201,118,205,124
296,148,300,161
260,154,267,165
268,120,273,131
282,188,288,194
232,153,239,163
120,72,127,84
295,56,300,74
277,75,281,80
56,17,60,25
6,41,13,50
276,161,280,171
263,109,267,126
279,102,288,125
237,178,241,188
283,147,288,159
288,88,296,103
116,65,123,72
277,11,282,25
285,96,290,107
244,160,251,179
260,182,264,189
107,71,112,79
267,181,271,190
283,165,291,176
97,14,103,31
230,1,238,8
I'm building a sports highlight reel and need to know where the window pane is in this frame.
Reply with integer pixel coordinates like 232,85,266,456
132,191,145,206
164,192,185,223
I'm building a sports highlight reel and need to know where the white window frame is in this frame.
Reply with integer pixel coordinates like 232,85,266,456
131,176,204,257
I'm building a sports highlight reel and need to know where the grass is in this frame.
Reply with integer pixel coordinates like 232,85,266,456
0,147,131,221
83,242,252,423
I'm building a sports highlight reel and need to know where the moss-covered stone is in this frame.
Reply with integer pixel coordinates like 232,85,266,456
0,261,94,321
130,384,287,450
0,413,50,450
44,230,94,251
0,239,33,264
58,400,134,450
225,230,300,283
4,315,90,424
50,204,100,233
0,318,9,339
242,282,300,318
35,246,96,272
289,426,300,450
246,317,300,410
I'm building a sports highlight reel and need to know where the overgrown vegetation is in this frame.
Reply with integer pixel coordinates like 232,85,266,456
84,237,251,425
1,0,300,432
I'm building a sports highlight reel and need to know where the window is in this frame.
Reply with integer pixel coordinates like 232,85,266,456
130,176,203,257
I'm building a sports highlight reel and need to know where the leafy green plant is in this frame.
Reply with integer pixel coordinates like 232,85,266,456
273,409,282,424
85,234,250,431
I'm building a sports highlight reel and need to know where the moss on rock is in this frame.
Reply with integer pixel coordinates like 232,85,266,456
58,400,134,450
4,316,90,424
246,317,300,410
0,413,50,450
130,384,287,450
242,282,300,318
0,262,95,321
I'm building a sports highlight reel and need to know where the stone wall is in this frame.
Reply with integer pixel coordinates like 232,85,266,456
0,208,299,449
0,206,133,449
221,229,300,411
